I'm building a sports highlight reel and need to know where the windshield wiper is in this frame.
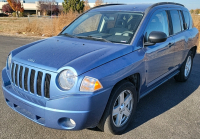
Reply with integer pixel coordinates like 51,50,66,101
77,36,111,43
59,33,76,38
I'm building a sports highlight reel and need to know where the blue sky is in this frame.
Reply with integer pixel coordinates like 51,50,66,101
25,0,200,10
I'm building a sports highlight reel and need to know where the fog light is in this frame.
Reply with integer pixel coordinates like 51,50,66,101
70,118,76,125
58,117,76,129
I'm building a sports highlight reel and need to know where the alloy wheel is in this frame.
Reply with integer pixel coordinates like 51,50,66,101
112,90,133,127
184,56,192,77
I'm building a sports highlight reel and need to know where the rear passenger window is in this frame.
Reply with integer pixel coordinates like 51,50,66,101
189,14,193,29
170,10,182,34
144,11,169,42
183,11,190,29
178,11,184,30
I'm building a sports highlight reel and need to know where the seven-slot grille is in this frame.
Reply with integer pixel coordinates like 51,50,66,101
11,62,51,98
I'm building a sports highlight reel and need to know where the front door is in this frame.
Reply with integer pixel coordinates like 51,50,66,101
143,10,175,87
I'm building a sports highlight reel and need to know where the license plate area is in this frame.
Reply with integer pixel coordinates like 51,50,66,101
5,98,45,125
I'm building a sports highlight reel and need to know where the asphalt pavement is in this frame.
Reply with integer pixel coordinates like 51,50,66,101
0,35,200,139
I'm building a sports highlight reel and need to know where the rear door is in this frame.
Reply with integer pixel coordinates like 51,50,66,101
143,10,175,87
169,10,189,67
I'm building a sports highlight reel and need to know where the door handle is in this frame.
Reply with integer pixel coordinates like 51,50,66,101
168,42,174,48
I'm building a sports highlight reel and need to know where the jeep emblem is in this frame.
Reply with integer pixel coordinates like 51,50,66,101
28,59,35,62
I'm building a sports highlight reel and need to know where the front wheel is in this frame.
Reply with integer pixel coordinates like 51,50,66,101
174,51,193,82
97,81,137,135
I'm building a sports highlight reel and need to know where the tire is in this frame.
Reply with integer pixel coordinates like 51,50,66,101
174,51,193,82
97,80,137,135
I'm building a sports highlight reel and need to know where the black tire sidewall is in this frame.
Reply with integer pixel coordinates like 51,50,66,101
174,51,194,82
104,81,137,135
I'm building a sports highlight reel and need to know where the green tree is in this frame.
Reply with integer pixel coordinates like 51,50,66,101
62,0,84,13
190,9,194,14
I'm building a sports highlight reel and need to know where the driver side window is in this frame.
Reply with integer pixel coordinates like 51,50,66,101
144,11,169,42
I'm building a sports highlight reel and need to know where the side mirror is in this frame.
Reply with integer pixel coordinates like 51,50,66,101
144,31,167,46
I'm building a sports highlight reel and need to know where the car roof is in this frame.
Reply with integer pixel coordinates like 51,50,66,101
90,3,185,13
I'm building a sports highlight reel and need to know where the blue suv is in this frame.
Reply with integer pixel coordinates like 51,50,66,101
2,2,199,135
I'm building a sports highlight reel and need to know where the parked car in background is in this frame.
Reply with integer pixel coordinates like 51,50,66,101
2,2,199,135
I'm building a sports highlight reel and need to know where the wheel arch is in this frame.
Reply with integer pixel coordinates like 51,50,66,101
110,73,141,102
190,46,197,58
97,75,140,133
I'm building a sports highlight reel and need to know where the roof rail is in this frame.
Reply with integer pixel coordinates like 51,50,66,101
145,2,184,13
90,3,126,10
151,2,184,8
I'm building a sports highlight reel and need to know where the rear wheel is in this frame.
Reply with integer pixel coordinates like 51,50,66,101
174,51,193,82
97,81,137,135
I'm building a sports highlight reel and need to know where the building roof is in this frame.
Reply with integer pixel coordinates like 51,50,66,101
0,1,93,11
0,1,39,11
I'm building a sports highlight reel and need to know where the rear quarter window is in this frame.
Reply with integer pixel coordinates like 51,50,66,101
189,12,194,29
178,11,184,30
170,10,182,34
183,11,190,29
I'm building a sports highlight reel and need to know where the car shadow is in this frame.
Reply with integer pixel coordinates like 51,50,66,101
124,53,200,134
88,54,200,134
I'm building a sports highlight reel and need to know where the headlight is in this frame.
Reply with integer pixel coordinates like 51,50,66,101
80,76,103,92
58,69,77,90
7,54,12,70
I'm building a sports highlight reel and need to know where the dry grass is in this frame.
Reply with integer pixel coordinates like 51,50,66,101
0,13,200,52
0,11,78,37
192,14,200,53
0,17,29,34
23,11,79,37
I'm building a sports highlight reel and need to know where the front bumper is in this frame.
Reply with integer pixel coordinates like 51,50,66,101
2,68,111,130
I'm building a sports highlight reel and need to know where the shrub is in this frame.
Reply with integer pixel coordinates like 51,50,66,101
22,10,78,37
12,12,16,17
19,12,24,17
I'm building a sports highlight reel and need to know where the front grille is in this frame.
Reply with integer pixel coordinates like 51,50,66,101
19,66,23,88
37,71,43,96
44,74,51,98
15,64,18,86
11,62,51,98
11,63,14,83
24,68,29,91
30,69,35,93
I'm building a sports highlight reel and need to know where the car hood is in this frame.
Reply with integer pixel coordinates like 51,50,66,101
13,36,132,75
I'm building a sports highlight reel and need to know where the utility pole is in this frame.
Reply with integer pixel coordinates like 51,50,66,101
51,0,52,36
51,0,52,18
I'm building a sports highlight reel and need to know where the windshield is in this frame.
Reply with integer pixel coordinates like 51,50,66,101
61,11,143,44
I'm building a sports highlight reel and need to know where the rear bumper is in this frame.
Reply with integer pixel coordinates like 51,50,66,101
2,67,111,130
